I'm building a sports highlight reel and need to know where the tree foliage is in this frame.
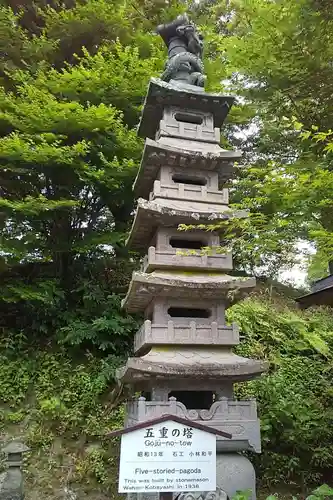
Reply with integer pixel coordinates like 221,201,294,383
0,0,237,351
228,297,333,484
0,0,169,351
194,0,333,278
1,0,333,492
0,296,331,496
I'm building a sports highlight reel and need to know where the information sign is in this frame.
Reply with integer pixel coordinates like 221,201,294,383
118,419,216,493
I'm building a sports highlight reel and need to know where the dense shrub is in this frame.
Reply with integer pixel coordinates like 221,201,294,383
228,298,333,485
1,297,332,495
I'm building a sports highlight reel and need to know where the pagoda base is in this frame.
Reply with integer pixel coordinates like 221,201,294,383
216,453,256,500
125,396,261,453
117,347,268,387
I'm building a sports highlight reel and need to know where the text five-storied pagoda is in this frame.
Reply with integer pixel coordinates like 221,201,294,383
117,15,268,500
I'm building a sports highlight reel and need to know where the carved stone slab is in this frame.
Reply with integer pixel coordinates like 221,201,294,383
134,320,239,355
150,180,229,206
158,106,220,144
138,79,234,139
141,227,234,303
176,488,228,500
159,165,221,190
144,296,227,323
146,226,231,271
117,347,268,387
126,397,261,453
142,246,233,273
126,198,248,251
134,138,241,199
122,271,256,312
151,225,228,250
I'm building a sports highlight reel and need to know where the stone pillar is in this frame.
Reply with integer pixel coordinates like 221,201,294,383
117,16,268,500
0,442,30,500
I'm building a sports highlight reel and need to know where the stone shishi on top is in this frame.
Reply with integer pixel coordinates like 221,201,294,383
117,14,268,456
157,14,206,88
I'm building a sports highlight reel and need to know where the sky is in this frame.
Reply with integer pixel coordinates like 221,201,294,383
278,242,315,289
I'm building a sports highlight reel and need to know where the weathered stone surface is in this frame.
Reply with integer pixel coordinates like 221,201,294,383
215,453,256,500
0,473,5,492
177,489,228,500
0,469,23,500
117,347,268,387
122,271,255,312
2,443,29,455
158,107,220,144
143,227,233,272
134,320,239,355
126,396,261,452
126,198,248,251
134,138,240,199
155,227,221,250
144,296,227,324
150,180,229,206
143,245,232,273
158,135,235,156
138,78,234,139
159,165,222,190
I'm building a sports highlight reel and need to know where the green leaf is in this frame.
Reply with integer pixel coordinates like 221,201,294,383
312,484,333,497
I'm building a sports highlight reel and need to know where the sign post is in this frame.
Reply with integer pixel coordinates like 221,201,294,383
108,415,232,496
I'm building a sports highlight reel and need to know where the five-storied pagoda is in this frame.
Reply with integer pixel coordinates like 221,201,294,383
117,15,268,500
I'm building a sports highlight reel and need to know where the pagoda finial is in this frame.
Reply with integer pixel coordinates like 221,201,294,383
157,14,206,88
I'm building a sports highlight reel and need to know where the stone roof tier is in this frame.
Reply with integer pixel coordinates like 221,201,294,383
138,78,235,139
127,198,248,251
117,347,268,387
122,270,256,312
134,138,241,198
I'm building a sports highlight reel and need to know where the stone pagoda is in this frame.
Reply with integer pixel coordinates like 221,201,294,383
117,15,268,500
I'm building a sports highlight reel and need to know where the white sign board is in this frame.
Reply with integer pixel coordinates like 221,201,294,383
118,419,216,493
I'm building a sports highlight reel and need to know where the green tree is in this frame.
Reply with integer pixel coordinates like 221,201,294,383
0,0,178,351
229,297,333,485
194,0,333,278
0,0,240,350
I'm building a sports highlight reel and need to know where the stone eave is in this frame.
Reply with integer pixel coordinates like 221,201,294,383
134,138,241,198
117,352,268,385
138,78,235,139
122,271,256,312
126,198,248,252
